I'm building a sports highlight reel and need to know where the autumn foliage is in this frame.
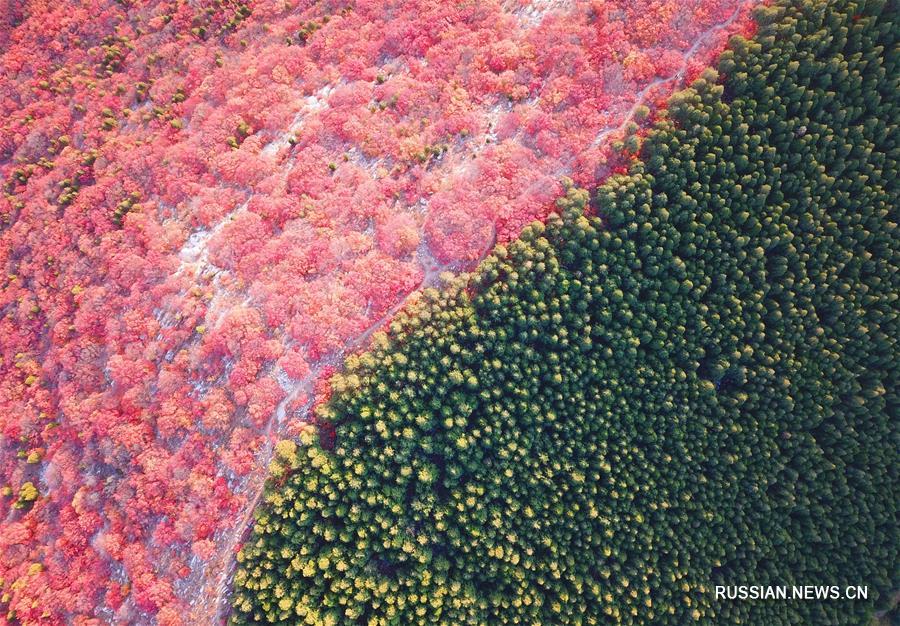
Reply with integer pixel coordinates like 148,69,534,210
0,0,756,622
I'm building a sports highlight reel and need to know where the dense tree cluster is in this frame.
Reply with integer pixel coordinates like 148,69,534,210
0,0,755,621
230,1,898,623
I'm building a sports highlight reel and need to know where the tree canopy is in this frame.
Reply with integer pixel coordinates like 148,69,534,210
229,0,898,623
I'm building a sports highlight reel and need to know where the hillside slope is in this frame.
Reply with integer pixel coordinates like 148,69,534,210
230,1,898,623
0,1,758,623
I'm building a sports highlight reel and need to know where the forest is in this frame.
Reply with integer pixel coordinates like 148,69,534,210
0,0,757,622
1,0,896,624
230,1,898,624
